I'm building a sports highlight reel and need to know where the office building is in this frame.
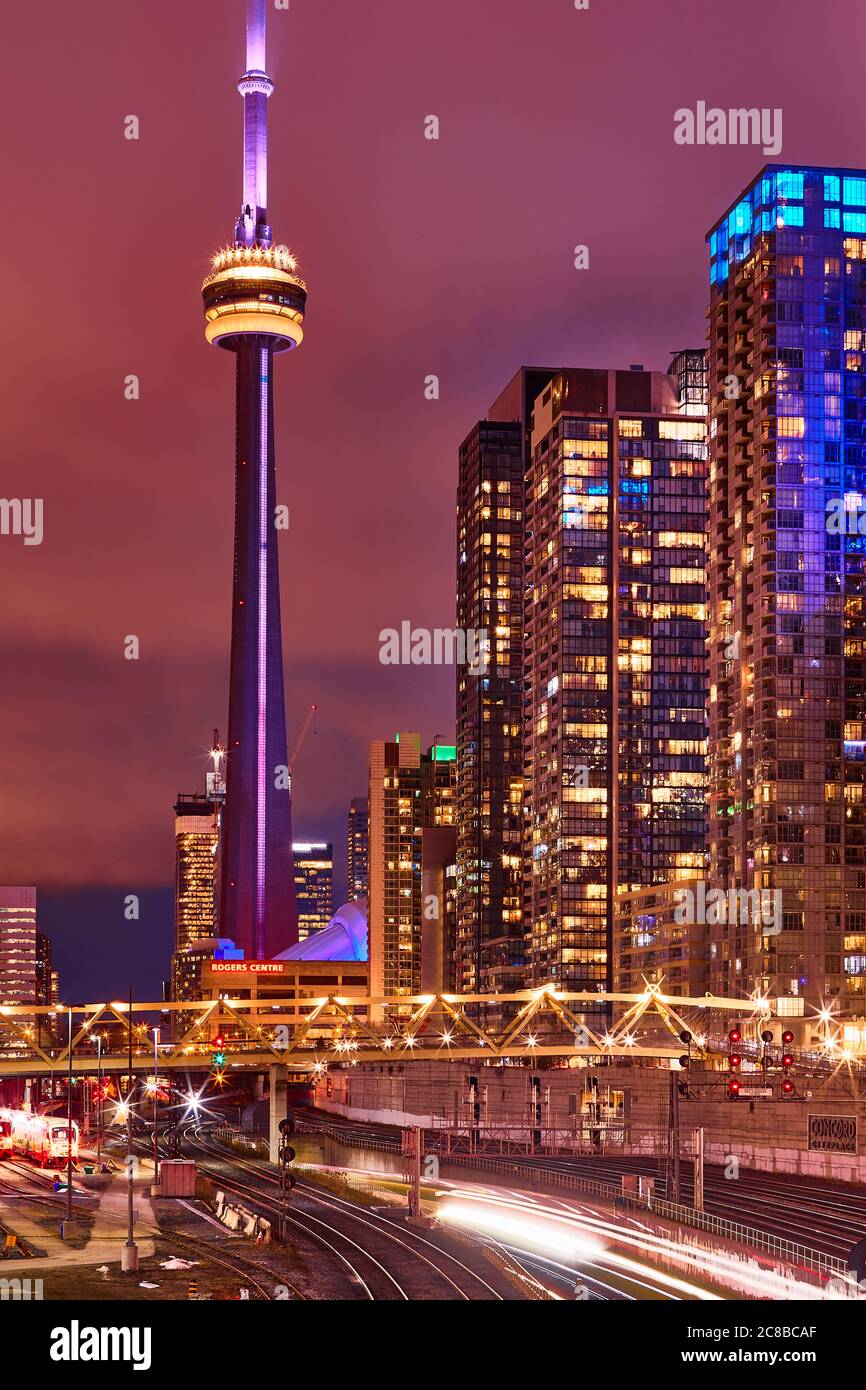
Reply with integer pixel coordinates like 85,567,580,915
347,797,369,901
293,842,334,940
368,735,456,1003
0,887,38,1008
173,791,220,957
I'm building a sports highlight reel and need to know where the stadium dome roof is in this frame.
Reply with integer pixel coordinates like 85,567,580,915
275,898,368,962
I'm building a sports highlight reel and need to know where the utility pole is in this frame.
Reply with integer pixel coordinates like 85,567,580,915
122,986,139,1272
693,1126,705,1212
666,1070,681,1205
403,1126,422,1220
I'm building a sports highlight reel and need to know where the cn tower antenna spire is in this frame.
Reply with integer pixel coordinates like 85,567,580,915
247,0,267,71
236,0,273,248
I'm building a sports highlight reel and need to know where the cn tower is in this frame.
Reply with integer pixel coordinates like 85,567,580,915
202,0,305,958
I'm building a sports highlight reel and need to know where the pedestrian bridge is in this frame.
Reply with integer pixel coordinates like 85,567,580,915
0,981,827,1077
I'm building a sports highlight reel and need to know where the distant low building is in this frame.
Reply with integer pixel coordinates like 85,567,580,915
171,936,243,1040
368,734,456,1010
0,887,37,1008
347,797,369,902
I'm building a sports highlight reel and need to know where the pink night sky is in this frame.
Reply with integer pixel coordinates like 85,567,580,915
0,0,864,992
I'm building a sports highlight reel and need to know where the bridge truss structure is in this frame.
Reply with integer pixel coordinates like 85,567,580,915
0,980,845,1078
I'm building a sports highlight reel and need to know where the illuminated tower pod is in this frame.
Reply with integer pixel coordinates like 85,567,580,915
202,0,307,958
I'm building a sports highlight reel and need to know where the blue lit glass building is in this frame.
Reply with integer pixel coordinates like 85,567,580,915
707,165,866,1036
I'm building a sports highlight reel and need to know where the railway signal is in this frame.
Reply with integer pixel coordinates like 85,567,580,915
780,1032,795,1096
726,1026,742,1097
212,1034,226,1070
677,1054,690,1098
278,1115,297,1242
531,1074,542,1149
468,1074,480,1150
760,1029,774,1071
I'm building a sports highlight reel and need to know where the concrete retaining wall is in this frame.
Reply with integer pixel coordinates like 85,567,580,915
312,1060,866,1183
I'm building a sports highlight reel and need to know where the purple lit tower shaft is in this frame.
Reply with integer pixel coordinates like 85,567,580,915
208,0,304,957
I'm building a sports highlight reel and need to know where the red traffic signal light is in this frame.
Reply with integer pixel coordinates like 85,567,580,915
781,1030,794,1046
782,1078,794,1095
728,1078,740,1097
728,1028,741,1044
782,1053,794,1069
728,1054,741,1070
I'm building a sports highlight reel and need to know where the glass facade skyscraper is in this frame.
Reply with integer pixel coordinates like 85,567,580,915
524,364,708,1020
456,372,555,1002
707,165,866,1033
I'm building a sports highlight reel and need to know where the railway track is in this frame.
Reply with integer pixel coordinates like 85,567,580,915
0,1154,287,1299
297,1108,866,1264
183,1123,511,1301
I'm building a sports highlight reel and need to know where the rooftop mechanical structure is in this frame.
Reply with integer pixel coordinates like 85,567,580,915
203,0,306,958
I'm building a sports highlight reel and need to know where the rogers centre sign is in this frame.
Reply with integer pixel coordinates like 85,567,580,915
210,961,286,975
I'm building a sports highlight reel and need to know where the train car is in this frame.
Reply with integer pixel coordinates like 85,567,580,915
0,1113,12,1157
8,1111,79,1167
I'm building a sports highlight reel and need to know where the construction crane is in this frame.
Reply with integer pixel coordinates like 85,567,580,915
287,703,318,796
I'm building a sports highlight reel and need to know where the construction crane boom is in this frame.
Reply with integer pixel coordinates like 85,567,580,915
288,703,318,774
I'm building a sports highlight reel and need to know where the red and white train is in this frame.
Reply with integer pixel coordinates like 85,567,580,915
0,1109,79,1166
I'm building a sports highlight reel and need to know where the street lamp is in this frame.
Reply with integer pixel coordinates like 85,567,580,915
121,985,139,1273
64,1006,73,1231
95,1035,103,1171
152,1027,160,1187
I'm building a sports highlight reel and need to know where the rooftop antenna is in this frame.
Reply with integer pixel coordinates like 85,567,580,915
235,0,273,248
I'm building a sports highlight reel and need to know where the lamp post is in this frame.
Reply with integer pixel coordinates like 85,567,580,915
122,986,138,1272
64,1006,73,1230
95,1035,103,1171
152,1027,160,1187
